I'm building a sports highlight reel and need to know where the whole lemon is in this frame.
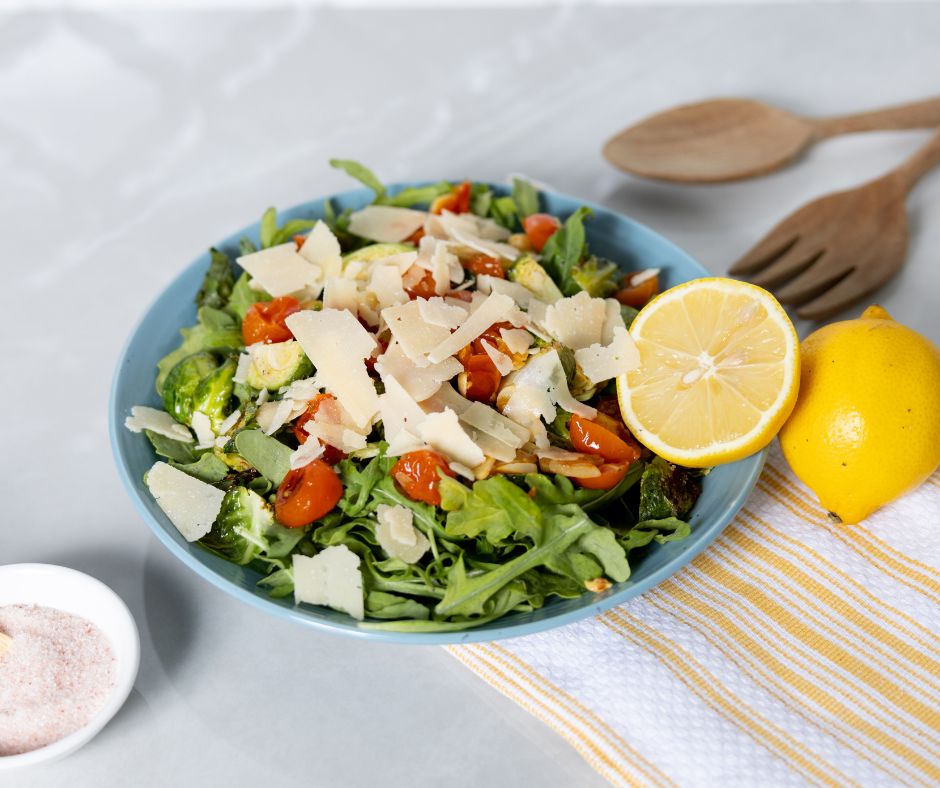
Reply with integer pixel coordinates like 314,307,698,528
779,305,940,524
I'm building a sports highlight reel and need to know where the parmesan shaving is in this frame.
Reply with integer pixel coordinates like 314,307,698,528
236,243,322,298
124,406,193,443
299,220,342,278
574,326,641,384
480,339,514,375
348,205,426,243
426,292,515,363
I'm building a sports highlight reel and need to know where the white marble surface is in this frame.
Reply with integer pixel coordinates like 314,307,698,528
2,5,939,787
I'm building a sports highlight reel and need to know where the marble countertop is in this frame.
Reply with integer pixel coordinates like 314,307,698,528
3,4,939,787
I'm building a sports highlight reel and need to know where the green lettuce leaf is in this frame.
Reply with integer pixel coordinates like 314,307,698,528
439,475,541,544
511,177,540,218
228,271,270,319
170,452,229,483
233,429,293,486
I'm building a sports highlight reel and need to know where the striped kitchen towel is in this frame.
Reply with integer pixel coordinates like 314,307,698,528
448,442,940,787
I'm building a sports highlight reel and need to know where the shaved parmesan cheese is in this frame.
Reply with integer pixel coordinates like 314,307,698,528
256,398,302,435
256,388,269,405
237,243,321,298
285,309,379,429
435,210,511,242
427,292,515,363
323,277,360,313
476,276,535,309
282,376,320,402
500,327,534,355
386,428,427,457
299,220,342,278
375,341,461,402
602,298,627,344
343,260,367,281
125,406,193,443
423,383,472,416
448,462,475,480
460,401,529,446
191,411,215,448
348,205,426,243
481,340,514,376
146,461,225,542
575,326,640,384
542,291,607,349
417,297,468,329
290,438,324,470
535,446,589,462
382,300,452,366
233,352,251,385
293,547,364,621
630,267,660,287
305,422,368,453
377,374,428,447
218,409,241,436
368,265,408,309
418,408,485,468
375,504,430,564
449,228,520,262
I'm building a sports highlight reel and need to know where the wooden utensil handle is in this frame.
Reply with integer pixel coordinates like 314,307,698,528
889,126,940,194
814,97,940,138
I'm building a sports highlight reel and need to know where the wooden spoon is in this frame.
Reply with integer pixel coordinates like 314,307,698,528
603,97,940,183
729,126,940,320
0,631,11,658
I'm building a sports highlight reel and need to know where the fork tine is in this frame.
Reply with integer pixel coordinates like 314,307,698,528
796,271,872,321
749,245,824,289
728,232,797,275
775,258,854,306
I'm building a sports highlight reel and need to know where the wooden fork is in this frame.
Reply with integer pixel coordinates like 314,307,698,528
730,127,940,320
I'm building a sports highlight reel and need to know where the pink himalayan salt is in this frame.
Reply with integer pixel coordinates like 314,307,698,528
0,604,116,756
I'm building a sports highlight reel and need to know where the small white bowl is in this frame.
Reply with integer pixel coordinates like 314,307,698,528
0,563,140,770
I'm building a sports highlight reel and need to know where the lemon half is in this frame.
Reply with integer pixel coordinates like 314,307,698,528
617,278,800,467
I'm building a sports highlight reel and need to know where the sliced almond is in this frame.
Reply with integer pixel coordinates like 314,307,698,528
585,578,612,593
494,461,538,475
538,457,602,478
508,233,534,252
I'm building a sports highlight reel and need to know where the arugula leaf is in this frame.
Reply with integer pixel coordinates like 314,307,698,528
620,304,640,328
548,526,630,583
270,218,318,247
196,249,235,310
570,256,619,298
434,504,595,618
489,195,518,230
228,271,270,319
540,206,592,296
233,429,293,486
525,461,643,512
365,591,430,621
440,476,542,543
470,184,493,217
257,565,294,598
621,517,692,551
385,182,451,208
638,458,702,521
336,451,395,518
511,177,540,218
259,207,278,249
170,452,229,483
239,236,258,256
330,158,387,200
144,429,201,463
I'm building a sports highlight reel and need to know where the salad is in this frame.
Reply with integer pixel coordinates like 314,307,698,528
125,161,703,632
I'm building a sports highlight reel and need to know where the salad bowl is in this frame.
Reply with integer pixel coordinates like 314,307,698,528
109,182,767,644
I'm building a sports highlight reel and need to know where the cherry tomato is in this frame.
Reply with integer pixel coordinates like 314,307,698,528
575,462,630,490
463,354,502,403
293,234,307,250
275,460,343,527
391,450,455,506
570,413,642,464
523,213,561,253
241,296,301,345
446,289,473,303
462,254,505,279
292,394,346,464
431,181,472,215
405,267,438,299
616,272,659,308
405,226,426,245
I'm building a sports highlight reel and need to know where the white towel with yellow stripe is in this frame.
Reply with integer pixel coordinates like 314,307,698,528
448,443,940,787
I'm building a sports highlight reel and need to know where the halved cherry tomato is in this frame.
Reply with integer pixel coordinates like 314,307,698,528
616,272,659,308
570,413,641,464
405,226,426,245
463,354,502,403
446,289,473,303
293,234,307,250
292,394,346,464
431,181,472,215
241,296,301,345
463,254,505,279
391,450,455,506
523,213,561,252
405,267,438,299
575,461,630,490
275,460,343,527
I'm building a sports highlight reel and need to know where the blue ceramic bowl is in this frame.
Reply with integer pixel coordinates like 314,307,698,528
110,182,767,644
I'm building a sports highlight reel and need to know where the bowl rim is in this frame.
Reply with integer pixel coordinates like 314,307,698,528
0,563,140,769
109,182,768,645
